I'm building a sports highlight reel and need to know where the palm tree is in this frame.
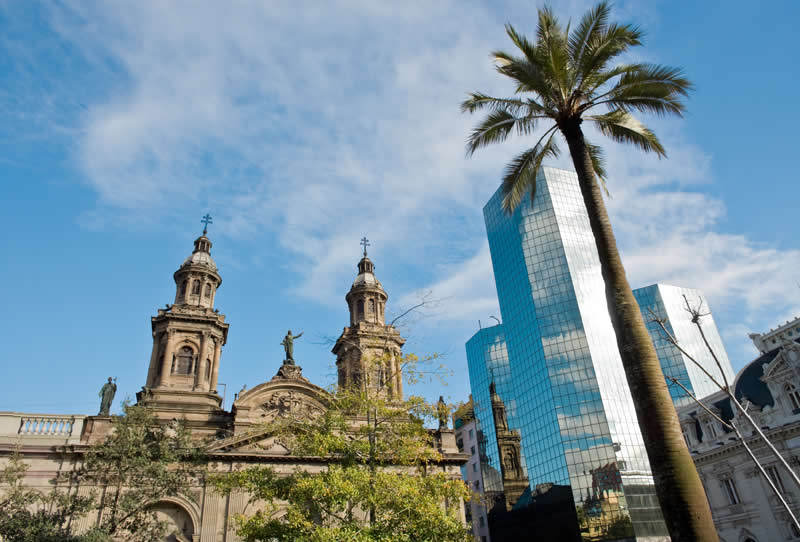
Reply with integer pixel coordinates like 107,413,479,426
462,3,716,540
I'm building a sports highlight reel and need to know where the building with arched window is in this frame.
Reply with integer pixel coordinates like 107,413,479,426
677,317,800,542
0,232,466,541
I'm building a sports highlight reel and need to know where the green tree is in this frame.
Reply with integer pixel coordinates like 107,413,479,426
74,403,207,542
0,452,100,542
215,353,471,542
462,3,715,540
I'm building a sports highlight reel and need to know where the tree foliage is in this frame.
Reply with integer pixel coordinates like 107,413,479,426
462,1,691,210
0,452,98,542
73,402,208,541
215,353,471,542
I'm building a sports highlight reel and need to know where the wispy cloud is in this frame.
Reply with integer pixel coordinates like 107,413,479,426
4,0,796,375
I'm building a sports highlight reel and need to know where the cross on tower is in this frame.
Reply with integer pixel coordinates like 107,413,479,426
201,214,213,234
360,236,370,257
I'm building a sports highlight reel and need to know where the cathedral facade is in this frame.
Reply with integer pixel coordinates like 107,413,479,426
0,232,466,541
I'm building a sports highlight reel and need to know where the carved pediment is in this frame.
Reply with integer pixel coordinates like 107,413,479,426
233,435,293,454
207,425,295,454
228,373,333,441
764,343,800,380
256,390,325,423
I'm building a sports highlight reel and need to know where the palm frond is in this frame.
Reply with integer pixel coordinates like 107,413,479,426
490,53,561,111
460,93,536,115
588,109,666,156
466,110,542,156
592,64,692,116
579,63,646,100
533,9,570,105
584,139,610,196
505,24,538,65
575,23,643,93
568,1,610,79
500,125,560,213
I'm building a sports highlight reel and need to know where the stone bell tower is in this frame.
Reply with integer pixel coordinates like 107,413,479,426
138,218,230,427
490,381,529,510
332,238,405,399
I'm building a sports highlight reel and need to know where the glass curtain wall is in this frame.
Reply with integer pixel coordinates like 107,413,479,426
481,167,668,540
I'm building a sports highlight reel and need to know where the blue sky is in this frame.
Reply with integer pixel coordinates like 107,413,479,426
1,1,799,415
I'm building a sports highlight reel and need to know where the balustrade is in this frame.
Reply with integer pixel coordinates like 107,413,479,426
0,412,86,442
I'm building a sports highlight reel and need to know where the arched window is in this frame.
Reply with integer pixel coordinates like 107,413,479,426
179,281,187,297
368,299,376,321
192,280,201,295
175,347,193,374
357,299,364,321
204,283,212,297
786,383,800,411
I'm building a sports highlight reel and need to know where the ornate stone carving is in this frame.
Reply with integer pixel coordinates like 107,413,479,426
273,364,306,381
257,391,324,423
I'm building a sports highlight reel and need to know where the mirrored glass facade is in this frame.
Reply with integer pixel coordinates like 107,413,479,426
469,167,668,540
633,284,735,408
466,325,512,498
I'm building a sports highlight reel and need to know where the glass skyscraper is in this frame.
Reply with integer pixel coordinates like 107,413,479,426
465,324,512,499
468,167,668,540
632,283,734,408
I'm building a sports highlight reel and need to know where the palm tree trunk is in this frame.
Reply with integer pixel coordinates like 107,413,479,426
559,120,718,541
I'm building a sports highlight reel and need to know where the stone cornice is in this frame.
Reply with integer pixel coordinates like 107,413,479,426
0,443,468,468
691,420,800,465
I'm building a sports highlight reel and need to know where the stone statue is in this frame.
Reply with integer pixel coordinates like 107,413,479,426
99,377,117,416
437,395,448,430
280,330,303,365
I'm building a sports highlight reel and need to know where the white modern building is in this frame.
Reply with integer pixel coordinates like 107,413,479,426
633,283,736,408
455,399,492,542
677,318,800,542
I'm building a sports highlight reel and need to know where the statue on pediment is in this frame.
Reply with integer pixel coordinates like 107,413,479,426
281,330,303,365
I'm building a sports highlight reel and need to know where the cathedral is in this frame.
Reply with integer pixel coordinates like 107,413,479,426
0,229,465,541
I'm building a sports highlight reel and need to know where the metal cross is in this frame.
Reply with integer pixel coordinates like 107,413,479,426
201,214,213,234
360,236,370,257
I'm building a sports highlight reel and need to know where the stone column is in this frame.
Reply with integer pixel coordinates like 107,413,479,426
145,332,161,388
393,352,403,398
159,329,177,388
210,339,222,392
195,332,208,391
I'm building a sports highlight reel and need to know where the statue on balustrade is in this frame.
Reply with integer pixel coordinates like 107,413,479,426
99,377,117,416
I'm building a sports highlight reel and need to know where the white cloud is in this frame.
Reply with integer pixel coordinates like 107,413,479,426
10,0,798,374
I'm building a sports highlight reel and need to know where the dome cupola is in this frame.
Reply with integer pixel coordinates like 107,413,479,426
346,237,387,325
173,218,222,309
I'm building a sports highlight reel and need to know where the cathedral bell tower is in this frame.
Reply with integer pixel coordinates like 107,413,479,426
138,219,230,426
332,238,405,399
490,381,529,510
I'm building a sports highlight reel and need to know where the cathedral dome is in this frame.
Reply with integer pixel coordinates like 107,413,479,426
352,270,382,288
182,250,217,271
351,255,383,290
181,234,217,271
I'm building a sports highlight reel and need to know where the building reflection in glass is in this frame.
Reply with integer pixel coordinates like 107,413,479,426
633,284,735,408
468,167,669,540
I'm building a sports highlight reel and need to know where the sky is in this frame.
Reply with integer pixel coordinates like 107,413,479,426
1,1,799,416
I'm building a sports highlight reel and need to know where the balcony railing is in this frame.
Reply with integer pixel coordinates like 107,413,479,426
0,412,86,443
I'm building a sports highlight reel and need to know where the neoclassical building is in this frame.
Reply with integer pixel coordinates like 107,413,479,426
0,231,465,541
677,316,800,542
